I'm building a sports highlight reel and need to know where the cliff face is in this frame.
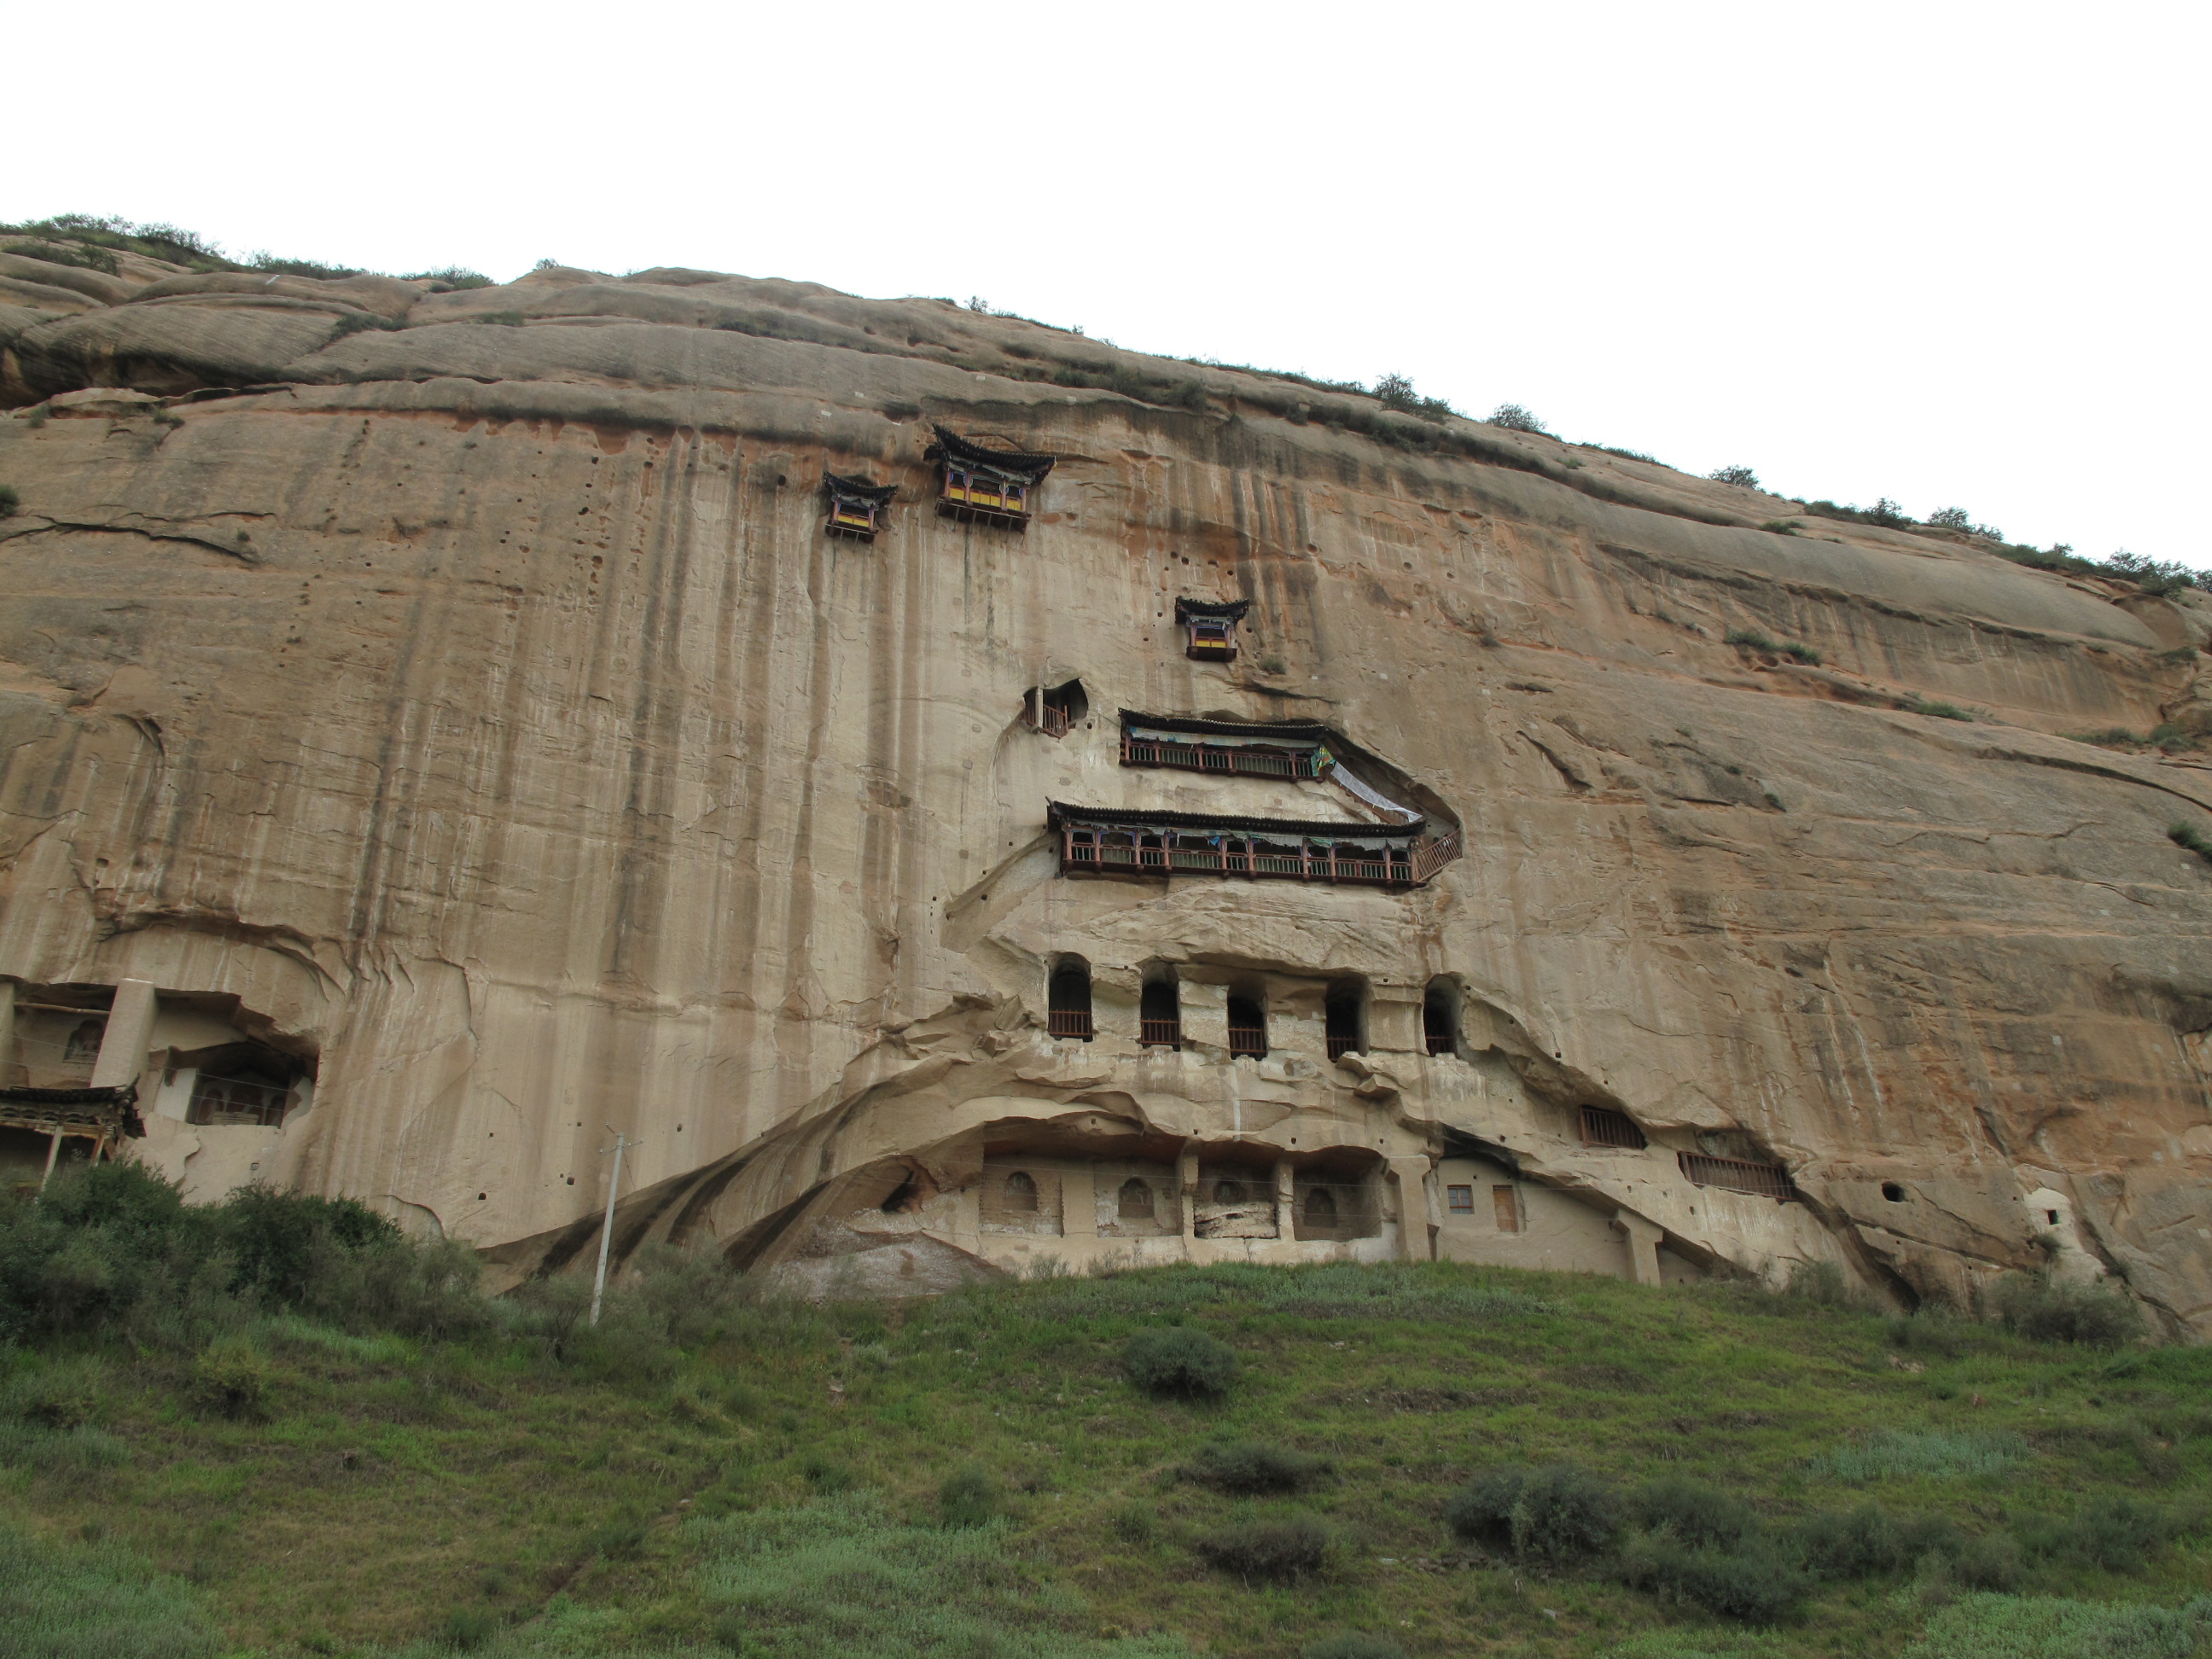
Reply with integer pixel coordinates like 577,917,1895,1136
3,257,2210,1327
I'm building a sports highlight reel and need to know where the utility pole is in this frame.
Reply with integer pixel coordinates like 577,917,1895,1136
590,1128,632,1327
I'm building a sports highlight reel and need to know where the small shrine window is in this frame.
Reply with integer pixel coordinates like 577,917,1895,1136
824,474,895,543
1119,1178,1155,1220
1227,992,1267,1058
1174,597,1251,662
1306,1188,1340,1225
1325,981,1365,1060
1423,979,1458,1057
1140,974,1181,1049
1048,957,1093,1041
62,1019,104,1068
1021,679,1086,738
1003,1170,1039,1213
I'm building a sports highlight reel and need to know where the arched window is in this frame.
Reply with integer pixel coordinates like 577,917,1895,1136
1118,1178,1155,1220
1140,973,1181,1049
1213,1178,1249,1205
1227,992,1267,1058
1003,1170,1038,1213
1304,1188,1339,1225
1423,979,1458,1057
1048,958,1093,1040
63,1019,103,1067
1325,981,1365,1060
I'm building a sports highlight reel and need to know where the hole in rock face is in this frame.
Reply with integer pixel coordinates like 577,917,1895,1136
2046,1208,2061,1225
1881,1182,1906,1202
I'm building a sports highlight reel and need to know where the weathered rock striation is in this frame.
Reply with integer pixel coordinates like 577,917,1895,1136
3,252,2210,1327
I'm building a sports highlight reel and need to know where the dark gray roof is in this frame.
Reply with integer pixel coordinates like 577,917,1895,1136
1047,800,1424,838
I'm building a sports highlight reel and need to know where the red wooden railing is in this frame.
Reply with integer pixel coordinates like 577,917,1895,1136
1326,1034,1358,1060
1227,1024,1268,1057
1139,1020,1183,1048
1047,1010,1093,1039
1024,699,1071,737
1121,735,1319,778
1060,827,1455,888
1677,1152,1798,1202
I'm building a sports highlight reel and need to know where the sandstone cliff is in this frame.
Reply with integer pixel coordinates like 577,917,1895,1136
3,249,2209,1330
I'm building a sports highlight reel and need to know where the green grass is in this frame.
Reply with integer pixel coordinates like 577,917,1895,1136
5,1261,2210,1657
1809,1428,2029,1482
0,1522,218,1657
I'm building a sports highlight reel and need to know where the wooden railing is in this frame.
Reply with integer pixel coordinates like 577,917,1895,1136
1677,1152,1798,1202
1024,700,1071,737
1325,1033,1358,1060
1121,736,1318,777
1139,1020,1183,1049
1062,830,1445,888
1581,1105,1648,1150
1227,1024,1268,1057
1424,1027,1454,1056
1047,1010,1093,1039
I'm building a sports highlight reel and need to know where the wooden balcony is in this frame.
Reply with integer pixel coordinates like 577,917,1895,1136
1050,801,1460,889
1121,732,1319,778
1047,1009,1093,1040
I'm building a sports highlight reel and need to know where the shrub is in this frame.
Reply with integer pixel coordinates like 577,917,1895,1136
1725,628,1778,651
584,1517,647,1559
1303,1636,1408,1659
1899,695,1976,722
1948,1530,2023,1592
1632,1478,1755,1550
1122,1326,1237,1398
1444,1464,1529,1545
1709,465,1760,489
403,267,494,289
1450,1464,1622,1563
1196,1516,1328,1583
190,1336,272,1419
0,485,18,515
1487,403,1548,434
5,1356,108,1429
2018,1495,2172,1573
938,1464,998,1528
1993,1273,2143,1347
1615,1530,1807,1622
1760,518,1801,535
437,1607,497,1650
1257,654,1287,675
1795,1505,1961,1579
1185,1439,1329,1494
1374,372,1417,412
329,311,404,338
472,311,527,327
2169,824,2212,866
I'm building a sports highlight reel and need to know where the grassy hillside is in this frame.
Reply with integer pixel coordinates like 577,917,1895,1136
3,1172,2209,1659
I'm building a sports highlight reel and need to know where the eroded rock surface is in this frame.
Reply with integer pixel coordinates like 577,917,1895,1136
3,255,2209,1327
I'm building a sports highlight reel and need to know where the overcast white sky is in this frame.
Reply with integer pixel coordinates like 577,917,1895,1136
15,0,2206,562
